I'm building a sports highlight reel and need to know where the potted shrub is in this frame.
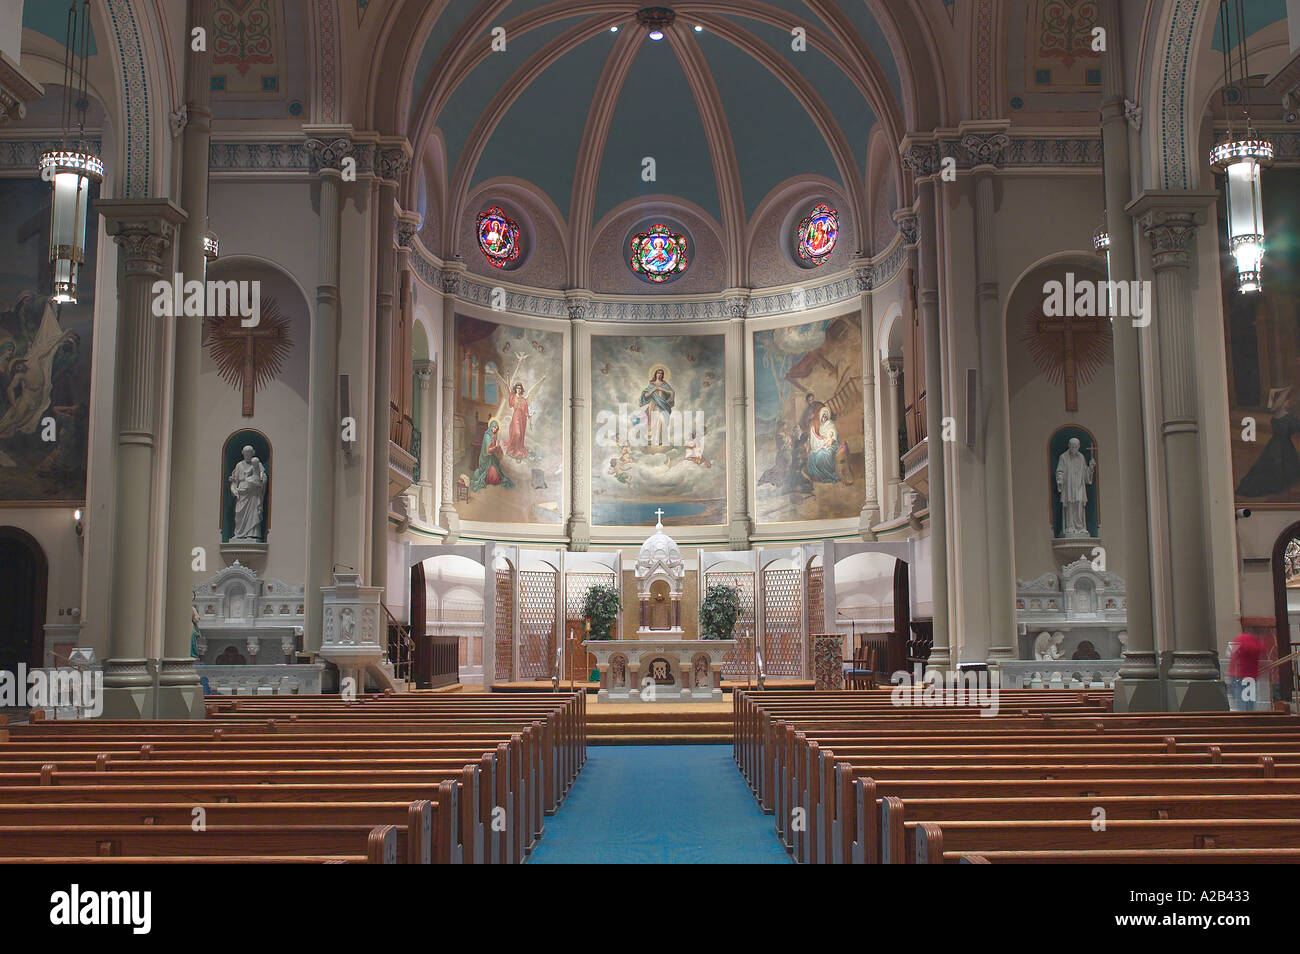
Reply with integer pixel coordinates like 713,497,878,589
699,582,742,640
580,582,622,640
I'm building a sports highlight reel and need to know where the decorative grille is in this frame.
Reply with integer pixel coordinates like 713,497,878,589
517,570,557,681
708,571,756,678
494,568,513,682
763,567,803,678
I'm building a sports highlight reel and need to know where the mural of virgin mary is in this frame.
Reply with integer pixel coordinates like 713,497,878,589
638,365,674,441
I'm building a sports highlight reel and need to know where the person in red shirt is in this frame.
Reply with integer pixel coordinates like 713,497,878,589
1228,632,1271,711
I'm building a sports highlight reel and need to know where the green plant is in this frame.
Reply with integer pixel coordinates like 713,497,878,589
581,582,622,640
699,583,742,640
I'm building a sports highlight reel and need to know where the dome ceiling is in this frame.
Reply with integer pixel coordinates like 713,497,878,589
408,2,903,263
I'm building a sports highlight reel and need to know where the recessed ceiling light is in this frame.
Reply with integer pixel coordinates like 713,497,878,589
649,29,664,40
610,25,619,32
694,25,703,32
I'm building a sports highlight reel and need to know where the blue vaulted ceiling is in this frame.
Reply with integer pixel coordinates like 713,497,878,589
412,1,904,231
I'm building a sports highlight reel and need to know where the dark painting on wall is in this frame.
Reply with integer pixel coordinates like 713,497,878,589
1224,169,1300,507
0,177,96,505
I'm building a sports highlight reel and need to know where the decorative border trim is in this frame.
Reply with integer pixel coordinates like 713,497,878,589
103,0,151,196
1159,0,1202,190
0,139,103,170
407,241,903,323
208,140,312,171
315,0,339,124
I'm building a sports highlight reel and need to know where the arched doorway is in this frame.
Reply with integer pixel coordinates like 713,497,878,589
1270,523,1300,701
0,528,48,675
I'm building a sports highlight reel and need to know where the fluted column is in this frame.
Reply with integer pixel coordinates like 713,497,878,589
159,0,213,718
415,359,436,522
972,163,1017,662
883,358,904,518
566,294,591,550
725,301,752,550
371,142,410,592
1128,190,1228,711
96,198,187,717
302,130,348,650
1098,0,1160,710
855,265,881,537
439,266,464,541
908,169,950,665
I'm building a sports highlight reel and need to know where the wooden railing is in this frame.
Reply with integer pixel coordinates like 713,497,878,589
383,604,415,686
418,634,460,690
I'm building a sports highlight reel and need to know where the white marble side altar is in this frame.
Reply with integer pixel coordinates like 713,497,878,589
585,638,735,703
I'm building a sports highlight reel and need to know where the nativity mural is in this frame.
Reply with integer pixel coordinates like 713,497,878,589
453,315,564,524
0,177,95,505
752,314,864,524
589,333,727,526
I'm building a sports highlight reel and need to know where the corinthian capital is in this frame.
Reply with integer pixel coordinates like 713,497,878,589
305,137,354,174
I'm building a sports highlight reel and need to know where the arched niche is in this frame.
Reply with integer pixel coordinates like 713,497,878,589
221,430,272,545
0,526,47,672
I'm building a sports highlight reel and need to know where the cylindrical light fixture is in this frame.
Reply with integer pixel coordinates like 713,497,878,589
1210,0,1271,294
1211,134,1272,293
39,1,101,305
1092,210,1111,255
37,149,102,304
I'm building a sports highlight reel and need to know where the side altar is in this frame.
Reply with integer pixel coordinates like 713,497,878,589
586,513,734,703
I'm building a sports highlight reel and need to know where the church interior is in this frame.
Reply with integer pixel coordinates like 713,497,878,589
4,0,1300,881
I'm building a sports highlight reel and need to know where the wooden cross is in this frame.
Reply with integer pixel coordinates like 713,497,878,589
1035,313,1106,411
228,322,283,415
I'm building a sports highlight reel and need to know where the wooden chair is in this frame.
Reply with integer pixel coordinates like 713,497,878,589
843,645,877,691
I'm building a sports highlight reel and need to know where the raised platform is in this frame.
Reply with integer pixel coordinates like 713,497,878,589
587,703,733,745
489,678,814,693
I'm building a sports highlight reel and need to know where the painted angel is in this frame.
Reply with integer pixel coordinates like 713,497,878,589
492,356,546,461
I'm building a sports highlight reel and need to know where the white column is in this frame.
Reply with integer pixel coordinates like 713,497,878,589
96,198,187,718
855,266,881,537
566,295,591,550
415,359,436,522
159,0,212,718
302,130,348,651
883,358,904,519
438,266,464,541
1129,192,1228,711
726,303,752,550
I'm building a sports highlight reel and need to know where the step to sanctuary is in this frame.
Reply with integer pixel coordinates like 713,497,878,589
587,704,733,745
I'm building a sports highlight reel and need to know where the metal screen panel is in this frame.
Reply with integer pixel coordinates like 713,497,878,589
494,568,513,682
763,567,803,677
517,569,557,681
807,565,825,634
707,571,756,679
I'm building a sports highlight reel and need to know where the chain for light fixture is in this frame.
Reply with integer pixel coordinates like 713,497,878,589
37,0,102,305
1209,0,1272,294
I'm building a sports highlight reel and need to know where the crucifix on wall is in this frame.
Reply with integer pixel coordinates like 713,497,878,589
1022,309,1112,412
204,296,293,416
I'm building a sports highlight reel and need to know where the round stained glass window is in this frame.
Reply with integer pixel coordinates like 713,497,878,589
476,206,521,268
629,224,689,283
795,203,839,266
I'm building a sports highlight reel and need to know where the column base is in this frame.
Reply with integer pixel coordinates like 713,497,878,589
985,646,1016,663
858,505,880,541
567,515,590,552
1111,676,1166,712
439,505,460,544
1166,677,1230,712
155,657,205,719
98,686,153,720
728,518,752,551
927,648,952,671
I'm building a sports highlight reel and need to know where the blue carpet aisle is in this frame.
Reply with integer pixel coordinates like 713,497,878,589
529,745,792,864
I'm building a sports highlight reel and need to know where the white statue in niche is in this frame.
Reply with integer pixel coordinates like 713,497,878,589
229,445,268,542
1034,631,1065,660
1055,438,1096,537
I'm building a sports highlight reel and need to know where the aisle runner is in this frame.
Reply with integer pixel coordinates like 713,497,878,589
529,745,792,864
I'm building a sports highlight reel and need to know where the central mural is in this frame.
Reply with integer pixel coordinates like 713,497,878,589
590,333,727,526
454,315,564,524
